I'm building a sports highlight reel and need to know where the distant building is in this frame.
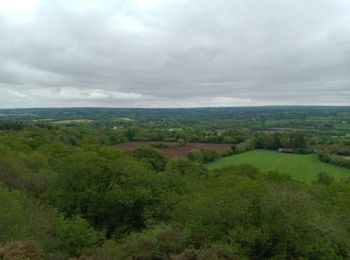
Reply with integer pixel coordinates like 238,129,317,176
278,148,294,153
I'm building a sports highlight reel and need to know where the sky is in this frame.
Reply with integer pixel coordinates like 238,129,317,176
0,0,350,108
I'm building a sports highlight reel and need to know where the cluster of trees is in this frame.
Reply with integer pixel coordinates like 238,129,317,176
187,147,220,163
318,144,350,169
0,120,25,130
123,127,249,145
0,126,350,259
255,132,307,150
318,144,350,168
319,152,350,169
222,132,309,157
0,182,104,258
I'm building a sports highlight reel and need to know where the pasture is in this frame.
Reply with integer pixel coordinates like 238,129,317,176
208,150,350,182
52,119,94,124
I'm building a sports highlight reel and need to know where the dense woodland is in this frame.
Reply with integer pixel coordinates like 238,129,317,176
0,107,350,259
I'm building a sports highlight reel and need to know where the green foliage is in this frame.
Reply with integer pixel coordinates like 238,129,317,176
114,224,187,259
187,149,204,162
232,138,256,154
0,184,29,243
188,147,219,163
0,107,350,258
125,128,137,141
0,241,41,260
319,151,350,169
47,150,178,238
314,172,334,185
55,214,104,256
173,172,350,259
200,147,219,163
166,157,207,175
0,120,25,130
130,145,167,172
194,243,240,259
212,164,261,179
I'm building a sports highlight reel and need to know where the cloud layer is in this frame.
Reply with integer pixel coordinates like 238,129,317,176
0,0,350,107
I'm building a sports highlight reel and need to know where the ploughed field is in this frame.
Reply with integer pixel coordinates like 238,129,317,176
116,141,230,158
208,150,350,182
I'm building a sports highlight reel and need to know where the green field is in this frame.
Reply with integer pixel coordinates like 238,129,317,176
208,150,350,182
52,119,94,124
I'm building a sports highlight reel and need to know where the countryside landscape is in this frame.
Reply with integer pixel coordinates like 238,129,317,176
1,0,350,259
1,106,350,259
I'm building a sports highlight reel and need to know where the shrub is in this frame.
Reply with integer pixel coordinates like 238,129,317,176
314,172,334,185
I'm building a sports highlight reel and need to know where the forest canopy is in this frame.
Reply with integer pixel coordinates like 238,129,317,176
0,107,349,259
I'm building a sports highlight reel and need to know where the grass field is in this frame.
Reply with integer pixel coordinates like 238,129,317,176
52,119,94,124
208,150,350,182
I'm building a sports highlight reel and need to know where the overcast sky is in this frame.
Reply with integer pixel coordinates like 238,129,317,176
0,0,350,108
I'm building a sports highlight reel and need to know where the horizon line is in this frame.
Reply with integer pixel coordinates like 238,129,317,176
0,105,350,110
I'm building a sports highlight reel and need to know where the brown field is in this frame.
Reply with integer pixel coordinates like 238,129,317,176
116,141,231,158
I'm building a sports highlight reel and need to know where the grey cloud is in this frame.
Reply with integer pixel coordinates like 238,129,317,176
0,0,349,107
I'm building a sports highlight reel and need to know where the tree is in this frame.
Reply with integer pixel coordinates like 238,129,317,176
291,133,306,148
173,170,350,259
130,146,167,172
125,128,136,141
48,151,172,238
257,134,276,150
166,157,207,175
199,147,219,163
187,149,204,163
0,184,29,243
187,148,219,163
56,214,104,256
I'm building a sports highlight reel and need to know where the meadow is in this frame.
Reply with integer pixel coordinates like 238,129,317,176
52,119,94,124
208,150,350,182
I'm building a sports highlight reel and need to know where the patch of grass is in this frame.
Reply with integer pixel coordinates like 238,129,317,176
52,119,94,124
32,119,54,122
208,150,350,182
